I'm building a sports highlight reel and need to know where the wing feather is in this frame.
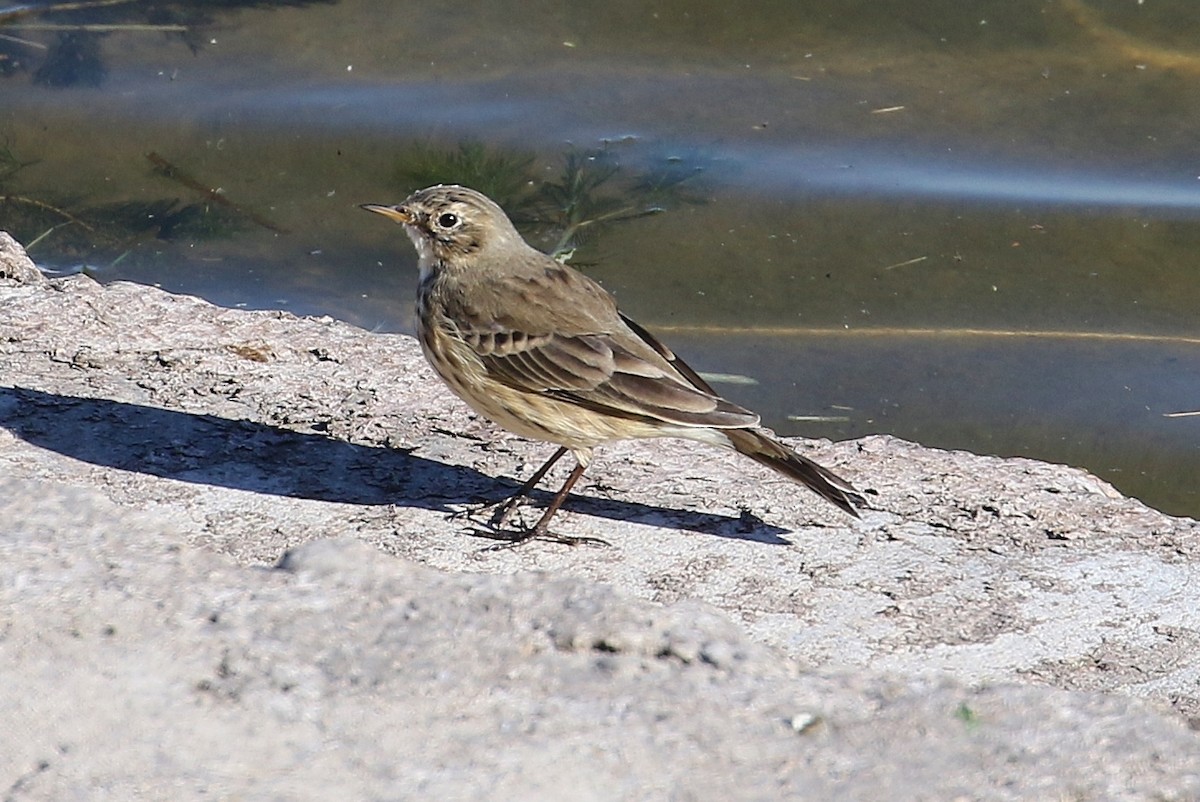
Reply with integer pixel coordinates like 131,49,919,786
449,260,759,429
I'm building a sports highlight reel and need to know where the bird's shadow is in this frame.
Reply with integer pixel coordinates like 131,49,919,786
0,386,792,545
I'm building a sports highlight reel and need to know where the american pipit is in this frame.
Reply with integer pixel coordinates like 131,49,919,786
362,185,866,545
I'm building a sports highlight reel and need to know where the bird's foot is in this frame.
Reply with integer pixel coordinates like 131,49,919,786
467,520,611,551
448,492,528,528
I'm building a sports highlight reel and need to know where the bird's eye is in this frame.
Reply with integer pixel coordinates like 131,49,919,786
436,212,460,229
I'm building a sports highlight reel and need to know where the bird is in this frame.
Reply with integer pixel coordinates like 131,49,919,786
361,185,866,545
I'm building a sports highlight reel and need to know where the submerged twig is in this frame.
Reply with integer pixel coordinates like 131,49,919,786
24,222,68,249
0,0,140,24
550,205,661,258
8,23,188,32
882,255,928,271
0,194,96,232
146,151,287,235
0,31,46,47
697,372,759,386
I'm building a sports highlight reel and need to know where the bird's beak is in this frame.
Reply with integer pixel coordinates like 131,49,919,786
360,203,413,224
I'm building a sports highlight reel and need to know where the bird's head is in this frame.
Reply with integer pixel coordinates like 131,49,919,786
361,184,522,268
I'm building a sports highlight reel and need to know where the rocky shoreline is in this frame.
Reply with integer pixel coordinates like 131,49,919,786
3,232,1199,799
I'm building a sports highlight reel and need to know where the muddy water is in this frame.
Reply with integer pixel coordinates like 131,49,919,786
2,0,1198,514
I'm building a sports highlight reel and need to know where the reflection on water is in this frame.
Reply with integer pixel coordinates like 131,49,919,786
739,143,1200,211
0,0,337,86
1,0,1198,517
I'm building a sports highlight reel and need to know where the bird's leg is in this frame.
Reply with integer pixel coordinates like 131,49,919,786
484,458,611,549
450,447,569,524
486,446,570,528
524,459,587,537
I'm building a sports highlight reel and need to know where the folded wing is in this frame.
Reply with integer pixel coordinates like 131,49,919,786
452,265,759,429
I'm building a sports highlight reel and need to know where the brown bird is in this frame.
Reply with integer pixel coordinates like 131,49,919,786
362,185,866,545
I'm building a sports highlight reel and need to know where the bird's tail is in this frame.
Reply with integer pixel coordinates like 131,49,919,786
724,428,867,518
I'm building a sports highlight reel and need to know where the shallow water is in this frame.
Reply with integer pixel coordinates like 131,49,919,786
2,0,1198,515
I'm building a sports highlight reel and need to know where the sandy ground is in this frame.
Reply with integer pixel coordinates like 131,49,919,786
3,231,1200,800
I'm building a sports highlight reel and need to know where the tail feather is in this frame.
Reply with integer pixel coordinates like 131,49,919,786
725,429,866,518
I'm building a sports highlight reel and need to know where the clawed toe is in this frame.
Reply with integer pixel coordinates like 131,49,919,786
463,521,610,551
448,494,526,525
446,447,600,550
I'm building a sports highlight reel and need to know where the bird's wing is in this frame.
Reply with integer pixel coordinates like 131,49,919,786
617,312,719,396
450,263,759,429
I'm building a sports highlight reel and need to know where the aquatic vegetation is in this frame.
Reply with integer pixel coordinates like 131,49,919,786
0,140,36,183
393,141,708,262
393,142,537,214
0,143,254,270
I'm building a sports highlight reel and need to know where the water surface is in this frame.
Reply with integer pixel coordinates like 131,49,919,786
2,0,1198,514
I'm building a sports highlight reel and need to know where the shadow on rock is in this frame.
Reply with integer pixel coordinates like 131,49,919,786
0,386,791,543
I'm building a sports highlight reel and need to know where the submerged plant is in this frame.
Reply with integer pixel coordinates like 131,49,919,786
393,142,536,213
0,143,256,270
392,140,708,262
0,139,36,183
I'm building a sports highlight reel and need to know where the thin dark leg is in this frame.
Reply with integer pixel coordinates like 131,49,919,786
527,459,588,537
450,446,569,525
484,458,610,550
487,446,569,528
